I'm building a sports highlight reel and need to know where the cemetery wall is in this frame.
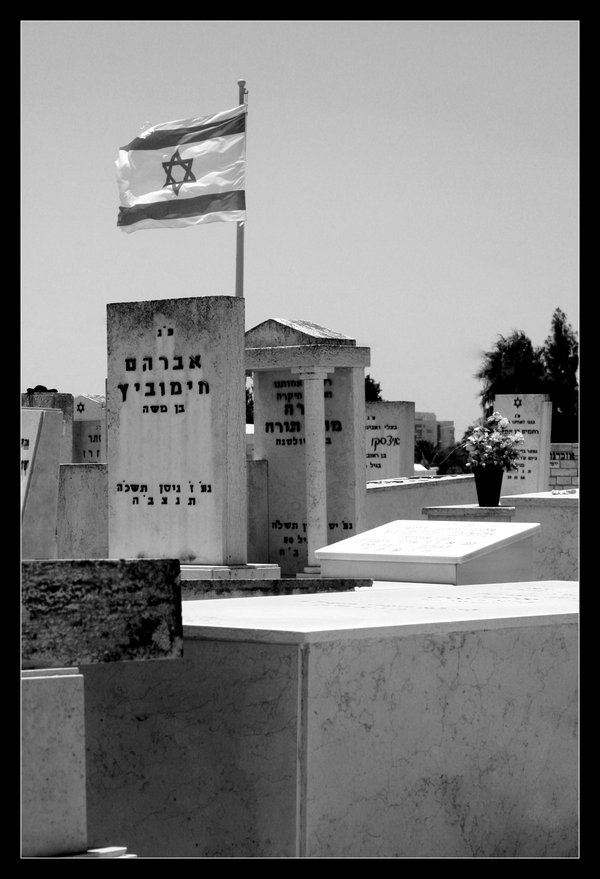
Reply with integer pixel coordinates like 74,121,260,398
366,475,477,529
549,442,579,488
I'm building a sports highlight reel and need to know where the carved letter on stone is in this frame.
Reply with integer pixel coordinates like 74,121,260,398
159,356,169,369
170,382,182,395
118,384,128,402
142,357,152,371
125,358,136,371
145,383,155,396
198,381,209,394
189,355,201,369
173,356,184,370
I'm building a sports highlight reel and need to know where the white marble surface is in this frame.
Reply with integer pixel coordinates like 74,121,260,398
503,490,579,580
84,588,578,858
303,622,577,857
182,580,578,643
315,519,540,563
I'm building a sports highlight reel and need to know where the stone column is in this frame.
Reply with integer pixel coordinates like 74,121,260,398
292,367,329,573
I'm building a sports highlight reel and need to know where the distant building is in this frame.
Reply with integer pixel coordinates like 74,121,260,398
415,412,437,445
437,420,455,448
415,412,455,449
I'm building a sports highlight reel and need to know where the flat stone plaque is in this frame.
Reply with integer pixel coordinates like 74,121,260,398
315,519,541,585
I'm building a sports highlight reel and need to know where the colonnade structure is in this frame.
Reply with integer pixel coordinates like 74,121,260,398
245,319,370,576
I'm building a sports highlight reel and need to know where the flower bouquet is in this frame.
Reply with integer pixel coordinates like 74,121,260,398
465,412,524,505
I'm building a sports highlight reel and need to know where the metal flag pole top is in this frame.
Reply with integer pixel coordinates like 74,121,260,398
235,79,248,297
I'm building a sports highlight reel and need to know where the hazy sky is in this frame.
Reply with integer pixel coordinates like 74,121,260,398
21,20,579,439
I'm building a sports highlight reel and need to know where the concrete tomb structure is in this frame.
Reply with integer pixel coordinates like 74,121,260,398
21,559,182,858
73,393,106,463
245,318,370,576
82,581,578,857
493,393,552,494
21,391,74,463
21,407,62,560
501,489,579,581
365,400,415,479
315,519,540,585
107,296,277,578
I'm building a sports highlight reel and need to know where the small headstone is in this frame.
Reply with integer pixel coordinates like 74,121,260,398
493,394,553,493
21,391,74,463
106,296,247,564
365,401,415,479
73,394,106,463
21,408,62,559
315,519,540,585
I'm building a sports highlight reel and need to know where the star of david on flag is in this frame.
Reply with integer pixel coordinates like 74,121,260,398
115,104,247,232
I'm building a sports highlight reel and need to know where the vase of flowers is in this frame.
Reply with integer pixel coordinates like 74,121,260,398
464,412,524,507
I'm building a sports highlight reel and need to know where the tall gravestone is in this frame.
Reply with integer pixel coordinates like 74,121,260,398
246,319,370,576
365,401,415,479
107,296,247,565
21,408,62,559
493,394,552,494
73,394,106,463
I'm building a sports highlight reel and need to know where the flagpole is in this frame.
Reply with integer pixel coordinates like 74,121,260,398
235,79,247,297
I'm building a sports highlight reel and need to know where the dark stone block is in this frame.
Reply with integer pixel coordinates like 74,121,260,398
22,559,183,668
180,577,373,600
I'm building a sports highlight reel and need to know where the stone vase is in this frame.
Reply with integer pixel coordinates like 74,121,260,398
473,465,504,507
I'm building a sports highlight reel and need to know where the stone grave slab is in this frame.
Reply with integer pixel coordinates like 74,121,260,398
21,408,62,559
107,296,247,565
21,559,183,669
315,519,540,584
493,393,552,493
365,401,415,479
22,668,88,857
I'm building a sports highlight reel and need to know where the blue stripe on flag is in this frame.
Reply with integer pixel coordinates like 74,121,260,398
117,190,246,228
121,114,245,152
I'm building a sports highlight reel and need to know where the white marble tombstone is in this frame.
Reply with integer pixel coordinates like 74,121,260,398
107,296,247,565
493,394,552,493
73,394,106,463
246,319,370,576
21,408,62,559
315,519,540,585
366,401,415,479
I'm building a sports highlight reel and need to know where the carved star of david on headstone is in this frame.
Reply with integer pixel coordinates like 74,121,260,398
77,402,85,413
162,149,196,196
513,397,522,408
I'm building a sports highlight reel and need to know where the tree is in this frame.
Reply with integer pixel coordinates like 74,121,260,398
474,330,547,413
542,308,579,441
365,374,383,402
245,378,254,424
474,309,578,442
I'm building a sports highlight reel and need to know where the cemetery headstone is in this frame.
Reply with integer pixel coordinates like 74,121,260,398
315,518,540,584
493,394,552,493
366,401,415,479
107,296,247,565
246,319,370,576
73,394,106,463
21,391,74,463
21,408,62,559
